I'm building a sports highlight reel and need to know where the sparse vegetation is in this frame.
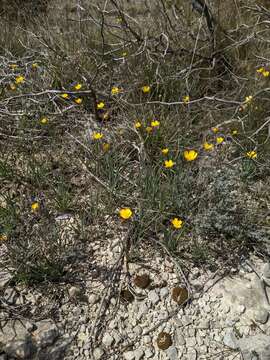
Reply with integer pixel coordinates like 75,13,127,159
0,0,269,290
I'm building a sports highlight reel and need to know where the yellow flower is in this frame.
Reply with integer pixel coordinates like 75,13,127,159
75,98,83,104
146,126,153,133
151,120,160,127
92,132,103,140
161,148,169,155
257,67,264,73
134,121,142,129
61,93,69,99
232,130,238,135
122,51,127,57
183,95,190,104
263,71,269,77
216,137,224,144
74,83,82,90
9,64,18,69
164,159,175,168
183,150,198,161
212,127,219,133
119,208,133,220
97,101,105,109
10,83,16,91
245,95,253,104
203,142,214,151
171,218,184,229
111,86,120,95
103,143,110,152
32,63,38,69
246,150,257,159
15,75,25,84
0,234,8,241
31,202,40,212
40,117,48,125
142,85,150,93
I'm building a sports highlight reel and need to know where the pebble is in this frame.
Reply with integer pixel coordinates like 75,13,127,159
144,348,154,358
186,349,197,360
160,287,169,298
134,349,144,360
143,335,152,344
263,263,270,279
236,305,246,315
223,330,238,350
158,310,169,321
188,328,196,337
68,286,82,299
254,309,269,324
148,290,159,305
88,294,100,305
123,351,135,360
175,331,186,346
186,337,197,347
182,315,192,326
102,333,114,347
93,347,104,360
133,325,143,336
197,320,210,329
166,346,178,360
137,302,149,319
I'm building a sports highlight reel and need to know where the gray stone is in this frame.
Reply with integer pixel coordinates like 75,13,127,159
4,338,36,359
123,351,135,360
88,294,100,304
102,333,114,347
182,315,192,326
186,349,197,360
223,330,238,350
144,348,154,358
0,320,30,344
263,263,270,279
38,336,71,360
93,347,104,360
68,286,83,299
108,319,117,329
157,310,168,321
236,305,246,315
143,335,152,344
33,320,59,348
134,349,144,360
133,326,143,336
199,345,208,354
190,268,200,280
166,346,178,360
197,320,210,329
254,309,269,324
148,290,159,305
175,331,186,346
160,287,169,298
186,337,197,347
137,302,149,319
188,328,196,337
238,334,270,360
196,336,204,346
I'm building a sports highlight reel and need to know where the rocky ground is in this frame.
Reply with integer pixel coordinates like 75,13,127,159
1,221,270,360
